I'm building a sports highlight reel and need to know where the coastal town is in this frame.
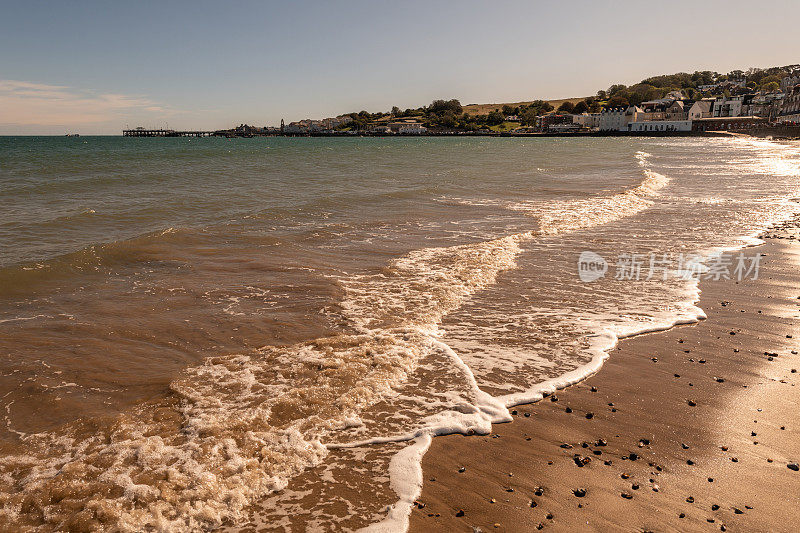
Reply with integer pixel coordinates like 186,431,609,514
124,65,800,138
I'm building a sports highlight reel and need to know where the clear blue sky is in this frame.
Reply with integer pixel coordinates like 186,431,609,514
2,0,799,134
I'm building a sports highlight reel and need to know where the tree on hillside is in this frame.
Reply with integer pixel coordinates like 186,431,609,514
391,106,400,116
572,100,589,114
606,95,629,108
486,111,505,126
428,99,463,115
557,101,575,113
502,104,515,115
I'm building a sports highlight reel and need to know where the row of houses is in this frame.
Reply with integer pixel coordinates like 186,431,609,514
282,115,355,134
533,75,800,134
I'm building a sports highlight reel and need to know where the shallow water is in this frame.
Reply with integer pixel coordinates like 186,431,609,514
0,135,798,530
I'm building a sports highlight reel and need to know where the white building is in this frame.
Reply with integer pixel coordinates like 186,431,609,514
572,113,601,129
388,120,427,134
599,108,630,131
688,100,713,119
778,86,800,123
713,96,745,117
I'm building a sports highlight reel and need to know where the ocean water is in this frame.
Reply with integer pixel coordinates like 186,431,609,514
0,135,798,531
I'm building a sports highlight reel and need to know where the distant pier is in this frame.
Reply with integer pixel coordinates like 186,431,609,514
123,129,215,137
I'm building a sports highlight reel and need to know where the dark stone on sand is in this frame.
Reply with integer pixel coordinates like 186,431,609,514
505,487,514,492
534,487,544,496
458,467,466,473
550,395,558,402
560,443,573,449
712,504,720,510
573,488,587,497
621,473,630,479
546,513,553,520
628,453,639,461
731,457,739,462
621,492,633,499
715,377,725,382
788,463,799,471
686,496,695,503
687,459,695,465
631,483,639,490
596,438,607,446
530,500,537,508
679,513,685,518
511,410,518,415
687,399,697,406
734,508,744,514
565,406,572,413
455,509,464,517
573,455,591,467
590,386,597,392
708,477,714,482
585,412,594,419
681,443,690,449
524,412,531,417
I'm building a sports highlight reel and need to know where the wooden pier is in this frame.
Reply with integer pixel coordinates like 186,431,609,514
123,129,215,137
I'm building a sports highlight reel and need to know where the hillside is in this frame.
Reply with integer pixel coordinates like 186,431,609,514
462,97,588,116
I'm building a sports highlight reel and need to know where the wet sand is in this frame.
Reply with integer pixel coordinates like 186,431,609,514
410,224,800,532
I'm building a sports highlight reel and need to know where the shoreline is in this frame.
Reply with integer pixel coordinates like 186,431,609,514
409,224,800,532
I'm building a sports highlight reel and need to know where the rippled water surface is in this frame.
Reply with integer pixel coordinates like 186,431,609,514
0,135,798,531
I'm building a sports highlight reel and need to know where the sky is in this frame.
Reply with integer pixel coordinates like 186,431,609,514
1,0,799,135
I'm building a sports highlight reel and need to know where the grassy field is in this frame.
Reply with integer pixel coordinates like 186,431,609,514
462,96,588,116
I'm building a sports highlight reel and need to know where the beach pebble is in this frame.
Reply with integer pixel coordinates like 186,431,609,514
565,407,572,413
687,399,697,406
455,509,464,517
628,453,639,461
681,443,690,449
534,487,544,496
788,463,799,471
585,412,594,419
621,492,633,499
458,467,466,473
686,496,695,503
573,488,587,497
712,504,720,510
596,438,608,446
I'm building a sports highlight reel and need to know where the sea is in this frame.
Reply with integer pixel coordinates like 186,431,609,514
0,135,799,531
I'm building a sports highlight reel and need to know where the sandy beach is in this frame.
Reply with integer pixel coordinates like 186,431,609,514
410,222,800,532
